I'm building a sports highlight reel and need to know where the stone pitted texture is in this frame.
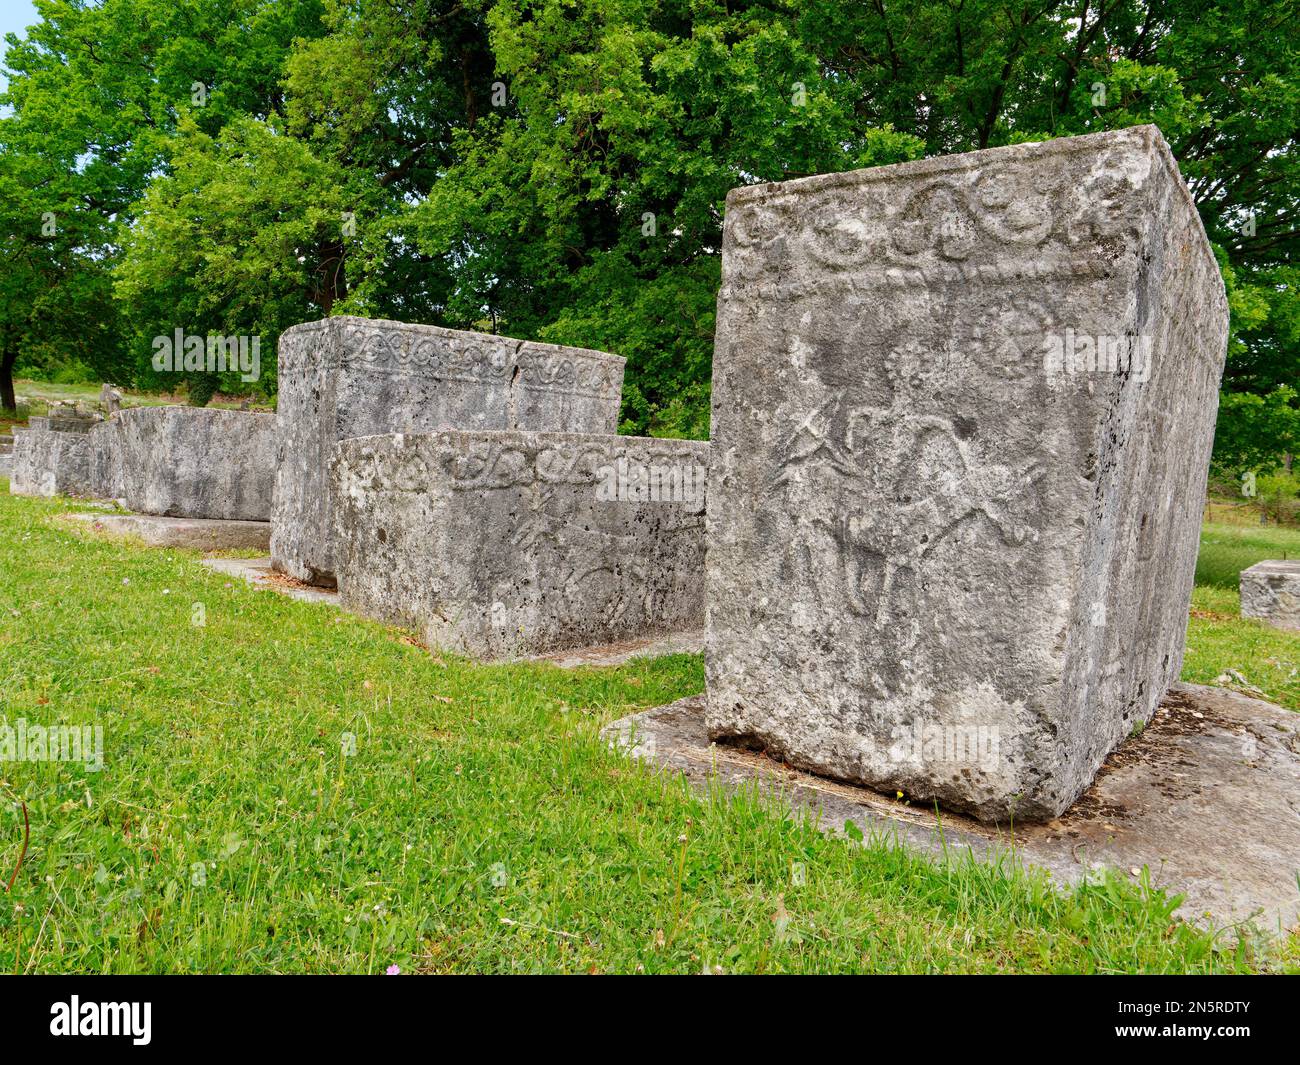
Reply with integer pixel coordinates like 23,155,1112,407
330,431,706,659
706,125,1228,823
114,406,277,519
9,427,92,497
87,417,125,500
273,317,627,586
1240,560,1300,632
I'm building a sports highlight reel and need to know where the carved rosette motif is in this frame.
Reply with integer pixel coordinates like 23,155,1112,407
722,137,1154,301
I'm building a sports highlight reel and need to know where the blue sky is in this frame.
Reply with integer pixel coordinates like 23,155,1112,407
0,0,39,95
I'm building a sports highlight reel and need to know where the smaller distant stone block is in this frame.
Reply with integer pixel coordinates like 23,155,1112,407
114,407,277,520
9,427,92,497
1240,560,1300,632
330,430,708,659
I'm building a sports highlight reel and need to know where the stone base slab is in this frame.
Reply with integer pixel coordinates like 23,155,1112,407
534,629,704,668
603,683,1300,931
69,513,271,552
200,556,341,607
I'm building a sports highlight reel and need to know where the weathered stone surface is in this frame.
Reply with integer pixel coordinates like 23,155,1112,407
45,402,101,433
87,417,125,500
9,427,92,497
113,406,277,520
607,683,1300,931
67,512,272,552
706,125,1228,822
272,317,626,586
1240,560,1300,632
100,383,123,415
330,430,706,659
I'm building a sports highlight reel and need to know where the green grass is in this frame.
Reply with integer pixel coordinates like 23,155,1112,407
1195,520,1300,589
2,378,267,434
0,485,1294,973
1183,522,1300,711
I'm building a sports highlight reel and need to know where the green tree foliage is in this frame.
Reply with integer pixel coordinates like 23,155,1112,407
0,69,127,410
1210,385,1300,476
2,0,328,402
0,0,1295,444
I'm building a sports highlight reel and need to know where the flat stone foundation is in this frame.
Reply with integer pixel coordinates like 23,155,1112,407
68,513,271,552
604,683,1300,931
199,556,342,606
534,628,704,668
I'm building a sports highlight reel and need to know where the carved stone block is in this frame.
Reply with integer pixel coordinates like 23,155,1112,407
330,430,706,659
9,427,92,497
113,407,277,519
706,126,1228,822
273,317,625,585
88,417,125,500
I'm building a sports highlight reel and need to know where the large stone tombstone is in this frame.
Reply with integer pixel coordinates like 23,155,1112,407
113,407,277,519
330,430,706,658
273,317,626,585
706,126,1228,822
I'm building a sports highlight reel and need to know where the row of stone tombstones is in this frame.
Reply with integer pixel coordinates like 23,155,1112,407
7,127,1244,824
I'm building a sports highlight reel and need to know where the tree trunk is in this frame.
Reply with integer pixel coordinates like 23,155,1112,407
1,346,17,413
313,239,348,315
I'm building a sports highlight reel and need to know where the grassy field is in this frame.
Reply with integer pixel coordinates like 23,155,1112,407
1183,522,1300,709
1,378,265,435
0,484,1296,974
